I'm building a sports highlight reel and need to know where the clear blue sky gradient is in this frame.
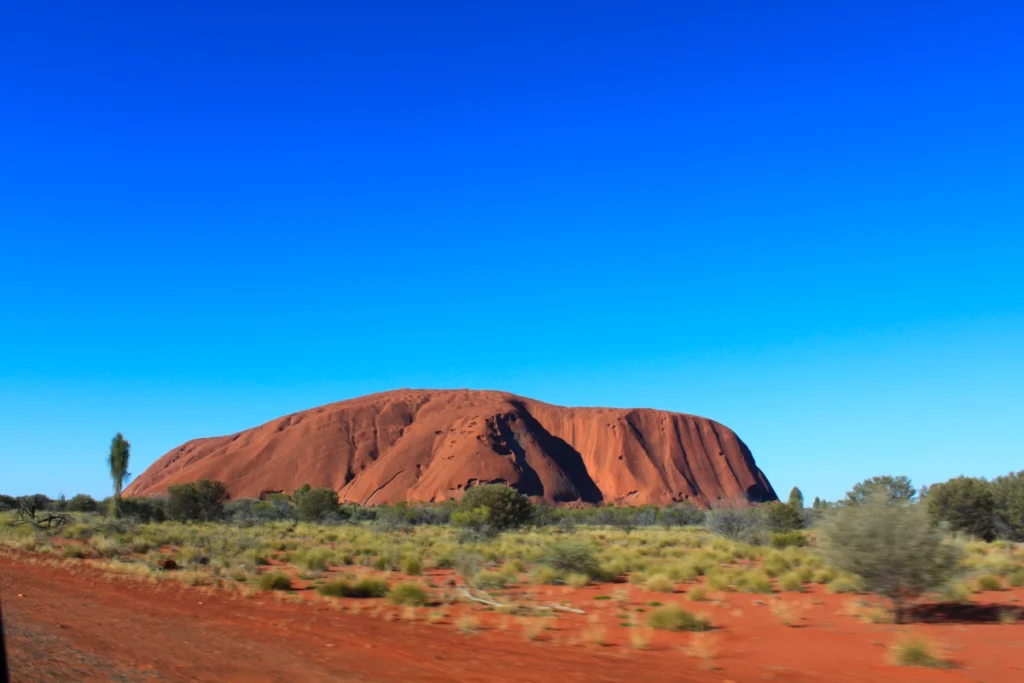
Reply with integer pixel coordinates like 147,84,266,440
2,2,1022,501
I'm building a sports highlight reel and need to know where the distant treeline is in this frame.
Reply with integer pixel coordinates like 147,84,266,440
4,469,1022,541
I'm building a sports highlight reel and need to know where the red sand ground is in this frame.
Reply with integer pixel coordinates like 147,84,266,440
3,552,1022,682
124,389,776,506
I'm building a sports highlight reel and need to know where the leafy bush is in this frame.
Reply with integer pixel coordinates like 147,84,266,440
991,471,1024,540
705,507,766,544
818,492,960,622
388,582,428,606
764,502,804,533
647,604,712,632
454,484,533,533
845,476,916,505
168,480,228,522
294,487,340,523
926,476,995,541
66,493,100,513
258,572,293,591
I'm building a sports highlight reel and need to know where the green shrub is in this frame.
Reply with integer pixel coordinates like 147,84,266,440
1008,568,1024,587
168,480,228,522
295,487,340,523
770,531,808,549
647,604,712,632
454,484,533,532
66,494,100,513
973,573,1004,592
389,582,428,606
827,575,863,594
818,492,960,623
296,547,334,572
926,476,995,541
764,502,804,533
540,540,602,579
258,572,293,591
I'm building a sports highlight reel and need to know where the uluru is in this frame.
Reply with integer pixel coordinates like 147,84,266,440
125,389,777,507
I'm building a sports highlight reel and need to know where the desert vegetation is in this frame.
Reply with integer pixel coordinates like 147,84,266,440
3,469,1024,677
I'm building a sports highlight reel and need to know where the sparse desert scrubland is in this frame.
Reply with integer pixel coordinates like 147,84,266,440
3,475,1024,681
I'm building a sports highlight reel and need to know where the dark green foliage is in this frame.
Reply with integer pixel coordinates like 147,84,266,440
819,492,960,623
764,501,804,533
108,433,131,517
454,484,533,532
0,494,17,510
926,476,995,540
787,487,804,509
991,471,1024,541
225,498,296,524
658,502,706,527
168,479,229,522
294,487,340,522
17,494,50,511
846,476,916,506
118,496,168,522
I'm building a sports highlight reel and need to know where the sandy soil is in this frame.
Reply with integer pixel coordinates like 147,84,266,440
2,553,1023,682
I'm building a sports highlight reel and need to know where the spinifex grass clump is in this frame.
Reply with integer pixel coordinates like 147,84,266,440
258,572,293,591
388,582,428,606
647,604,712,632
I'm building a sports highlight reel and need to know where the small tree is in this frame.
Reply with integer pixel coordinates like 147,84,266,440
845,475,916,506
764,501,804,533
990,471,1024,541
66,493,99,513
455,484,533,533
108,433,131,517
819,492,960,623
705,506,767,544
787,487,804,509
295,487,340,522
926,476,995,541
168,480,228,522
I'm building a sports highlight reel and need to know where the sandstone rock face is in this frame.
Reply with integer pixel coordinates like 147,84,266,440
124,389,777,507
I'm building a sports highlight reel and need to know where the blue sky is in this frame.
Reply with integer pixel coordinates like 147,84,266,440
1,1,1022,501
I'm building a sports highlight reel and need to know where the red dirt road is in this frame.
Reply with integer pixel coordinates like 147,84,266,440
3,553,1023,682
1,555,734,683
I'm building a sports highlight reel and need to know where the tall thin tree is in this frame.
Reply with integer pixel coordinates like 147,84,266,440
108,433,131,517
